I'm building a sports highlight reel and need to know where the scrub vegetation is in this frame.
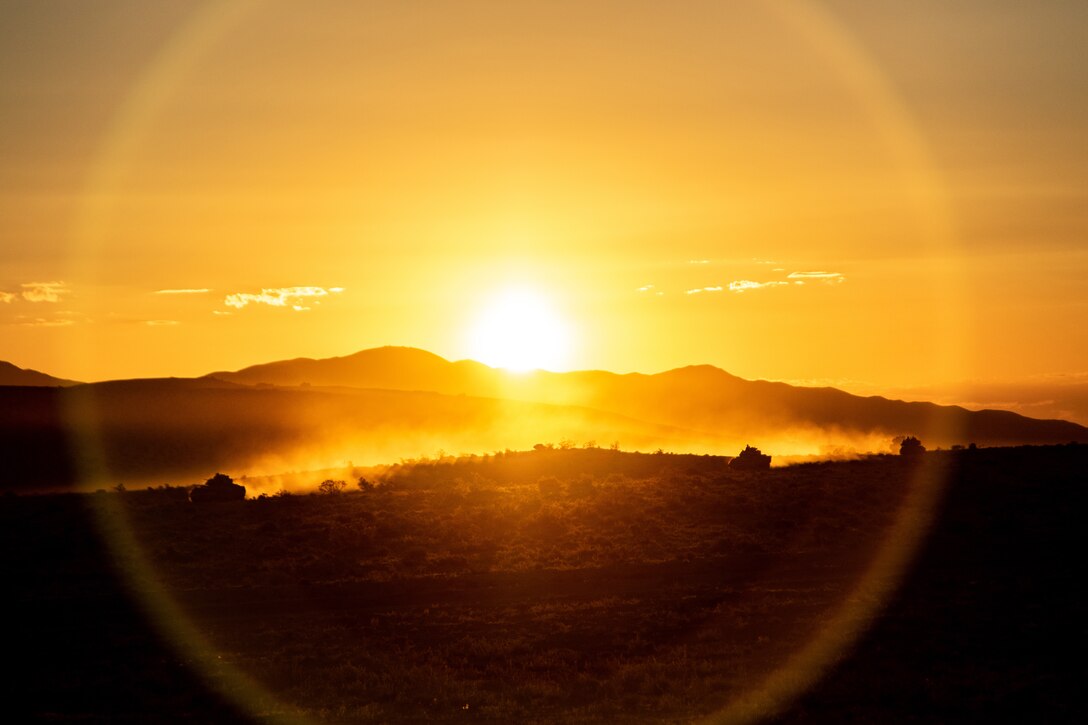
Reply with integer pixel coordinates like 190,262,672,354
7,444,1085,723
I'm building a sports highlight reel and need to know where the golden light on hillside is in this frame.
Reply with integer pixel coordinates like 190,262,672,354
467,287,572,372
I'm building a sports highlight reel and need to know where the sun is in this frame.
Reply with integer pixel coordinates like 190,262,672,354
467,288,571,372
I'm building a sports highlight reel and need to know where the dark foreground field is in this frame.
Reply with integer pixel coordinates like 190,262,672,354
4,445,1086,723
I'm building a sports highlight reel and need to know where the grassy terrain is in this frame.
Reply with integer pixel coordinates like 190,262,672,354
5,445,1085,722
778,443,1087,724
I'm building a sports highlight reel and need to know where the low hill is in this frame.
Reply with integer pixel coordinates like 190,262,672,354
4,348,1084,491
207,346,495,393
209,347,1088,451
0,378,710,491
0,360,79,387
882,377,1088,427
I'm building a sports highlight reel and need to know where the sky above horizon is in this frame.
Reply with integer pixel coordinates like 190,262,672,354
1,0,1085,392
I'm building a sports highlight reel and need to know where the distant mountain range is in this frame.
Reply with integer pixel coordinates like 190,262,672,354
0,377,702,490
208,346,1087,450
0,361,79,387
2,347,1085,490
878,378,1088,428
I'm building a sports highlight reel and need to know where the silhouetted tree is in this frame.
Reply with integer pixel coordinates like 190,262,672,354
899,436,925,457
189,472,245,503
318,479,346,495
357,476,374,492
730,445,771,471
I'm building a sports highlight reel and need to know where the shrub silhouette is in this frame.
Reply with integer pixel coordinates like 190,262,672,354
899,436,925,457
189,472,246,503
318,479,346,495
730,445,771,471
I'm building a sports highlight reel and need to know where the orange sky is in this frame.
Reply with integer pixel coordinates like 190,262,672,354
1,1,1085,392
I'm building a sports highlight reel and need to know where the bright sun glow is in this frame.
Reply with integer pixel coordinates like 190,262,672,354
468,288,571,372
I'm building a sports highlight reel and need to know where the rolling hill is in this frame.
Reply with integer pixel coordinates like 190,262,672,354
0,360,79,387
2,347,1085,491
0,377,710,491
209,347,1088,451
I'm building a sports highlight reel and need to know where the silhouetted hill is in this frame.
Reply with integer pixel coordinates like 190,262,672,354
209,347,1088,450
206,346,497,393
0,360,79,387
883,377,1088,427
5,349,1085,491
0,377,707,491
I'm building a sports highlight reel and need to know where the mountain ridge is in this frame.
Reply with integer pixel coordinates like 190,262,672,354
206,346,1087,449
0,360,80,387
0,378,713,490
3,346,1086,491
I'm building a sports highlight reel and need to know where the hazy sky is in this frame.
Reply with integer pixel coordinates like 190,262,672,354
1,0,1085,388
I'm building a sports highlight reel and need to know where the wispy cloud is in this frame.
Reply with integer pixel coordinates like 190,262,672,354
154,288,211,295
224,286,344,311
637,284,655,292
684,271,844,297
145,319,181,326
21,281,68,303
728,280,789,292
788,271,844,282
21,317,75,327
0,291,14,304
688,259,710,265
